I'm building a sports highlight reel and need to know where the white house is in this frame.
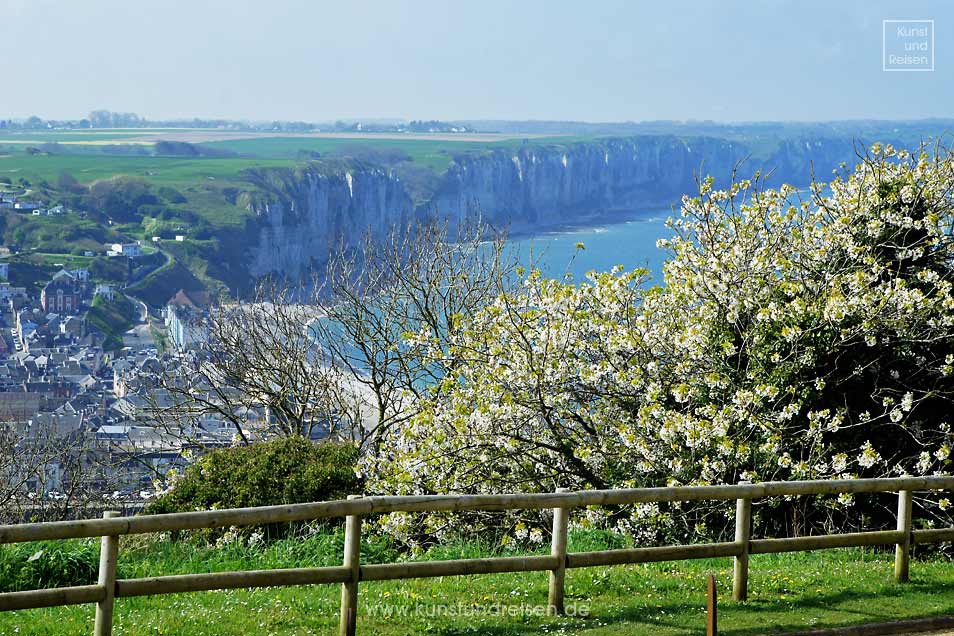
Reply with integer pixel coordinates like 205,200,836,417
165,289,209,351
62,268,89,282
94,284,115,301
108,242,142,258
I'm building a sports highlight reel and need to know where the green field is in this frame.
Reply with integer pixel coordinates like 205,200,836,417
0,153,291,187
197,136,571,172
2,534,953,636
0,139,530,182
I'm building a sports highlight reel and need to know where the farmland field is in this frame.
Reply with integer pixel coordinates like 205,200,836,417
0,153,291,187
0,130,573,175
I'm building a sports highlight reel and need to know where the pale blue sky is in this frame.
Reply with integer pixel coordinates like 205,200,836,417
1,0,951,122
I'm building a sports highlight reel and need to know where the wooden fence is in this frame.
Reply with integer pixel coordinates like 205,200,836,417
2,476,954,636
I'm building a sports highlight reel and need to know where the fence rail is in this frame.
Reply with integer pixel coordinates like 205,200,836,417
2,475,954,635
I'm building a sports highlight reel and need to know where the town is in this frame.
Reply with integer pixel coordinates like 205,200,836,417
0,189,235,515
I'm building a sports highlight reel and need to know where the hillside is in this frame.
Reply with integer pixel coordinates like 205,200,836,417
85,292,138,351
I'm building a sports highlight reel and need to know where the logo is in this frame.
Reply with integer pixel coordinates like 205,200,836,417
883,20,934,71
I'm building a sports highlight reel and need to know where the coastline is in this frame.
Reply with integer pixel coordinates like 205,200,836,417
493,204,678,243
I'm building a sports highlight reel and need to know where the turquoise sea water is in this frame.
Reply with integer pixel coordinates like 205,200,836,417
505,208,673,285
314,209,676,371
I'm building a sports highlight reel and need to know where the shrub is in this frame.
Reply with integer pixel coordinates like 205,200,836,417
157,186,187,204
0,541,98,592
146,438,361,539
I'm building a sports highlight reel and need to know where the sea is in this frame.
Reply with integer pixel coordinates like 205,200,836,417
504,208,673,285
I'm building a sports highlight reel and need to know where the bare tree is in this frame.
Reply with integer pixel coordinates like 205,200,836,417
0,416,136,523
313,217,519,450
148,217,518,451
148,288,339,443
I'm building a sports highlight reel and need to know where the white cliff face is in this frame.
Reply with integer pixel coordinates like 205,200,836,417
243,135,857,279
423,136,747,231
247,166,414,279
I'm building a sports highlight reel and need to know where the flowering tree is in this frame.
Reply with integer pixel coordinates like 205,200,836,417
366,145,954,544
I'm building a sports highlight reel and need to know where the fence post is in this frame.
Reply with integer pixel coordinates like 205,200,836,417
339,495,363,636
548,487,571,616
732,483,752,602
93,511,121,636
707,573,718,636
895,489,913,583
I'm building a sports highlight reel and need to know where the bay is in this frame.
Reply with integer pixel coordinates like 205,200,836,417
504,208,674,285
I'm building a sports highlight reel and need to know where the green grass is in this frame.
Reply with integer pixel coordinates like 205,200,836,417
198,135,595,171
0,152,291,187
30,253,94,266
199,137,489,172
2,533,954,635
85,292,139,351
0,134,582,187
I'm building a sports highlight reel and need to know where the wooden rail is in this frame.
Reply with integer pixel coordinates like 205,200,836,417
1,476,953,635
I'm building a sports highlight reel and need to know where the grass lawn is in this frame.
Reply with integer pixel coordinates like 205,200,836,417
198,135,598,172
2,533,954,635
30,252,94,266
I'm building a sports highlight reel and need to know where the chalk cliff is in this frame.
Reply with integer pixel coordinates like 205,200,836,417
243,161,415,278
241,135,859,279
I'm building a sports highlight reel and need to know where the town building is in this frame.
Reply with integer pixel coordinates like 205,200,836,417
108,243,142,258
40,271,83,314
64,268,89,282
94,284,115,301
165,289,209,350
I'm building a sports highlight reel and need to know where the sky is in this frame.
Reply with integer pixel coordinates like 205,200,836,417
1,0,952,123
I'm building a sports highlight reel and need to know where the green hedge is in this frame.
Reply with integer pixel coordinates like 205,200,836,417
146,438,361,538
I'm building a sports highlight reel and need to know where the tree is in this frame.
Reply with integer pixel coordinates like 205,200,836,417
149,284,337,444
149,218,517,452
0,417,132,524
312,217,519,452
57,170,82,193
367,144,954,544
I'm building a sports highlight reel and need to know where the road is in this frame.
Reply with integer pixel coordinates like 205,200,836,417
135,297,149,322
